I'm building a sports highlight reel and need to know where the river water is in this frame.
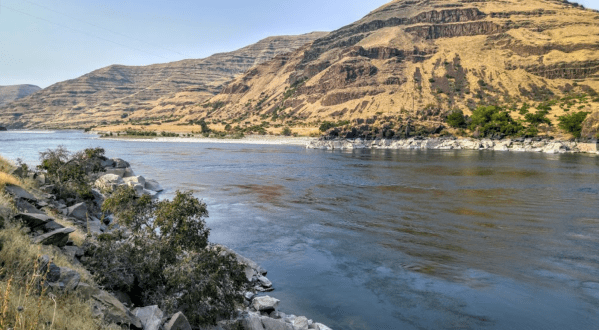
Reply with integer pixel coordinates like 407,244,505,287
1,131,599,329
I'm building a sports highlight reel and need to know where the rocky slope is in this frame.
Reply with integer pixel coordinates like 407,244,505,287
180,0,599,137
0,84,41,107
0,32,327,129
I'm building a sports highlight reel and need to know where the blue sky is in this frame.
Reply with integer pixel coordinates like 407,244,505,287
0,0,598,88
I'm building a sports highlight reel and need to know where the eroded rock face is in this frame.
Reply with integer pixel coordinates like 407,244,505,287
33,227,75,247
581,111,599,140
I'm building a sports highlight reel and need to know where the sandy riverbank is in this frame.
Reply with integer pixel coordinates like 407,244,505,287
96,134,315,146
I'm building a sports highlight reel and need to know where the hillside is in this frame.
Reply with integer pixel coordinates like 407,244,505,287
0,84,41,107
0,32,327,129
162,0,599,138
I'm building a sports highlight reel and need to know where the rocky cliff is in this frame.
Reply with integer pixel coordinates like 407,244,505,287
0,85,41,107
178,0,599,137
0,33,327,129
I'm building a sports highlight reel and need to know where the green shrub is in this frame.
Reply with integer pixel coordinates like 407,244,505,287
38,146,106,202
524,111,552,126
558,111,589,138
86,187,246,326
281,127,292,136
446,110,467,128
469,106,524,137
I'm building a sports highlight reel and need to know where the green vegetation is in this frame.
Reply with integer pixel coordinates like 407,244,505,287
446,110,467,128
85,186,246,326
38,146,106,202
125,130,158,137
558,111,589,138
281,127,292,136
319,120,350,132
469,106,524,137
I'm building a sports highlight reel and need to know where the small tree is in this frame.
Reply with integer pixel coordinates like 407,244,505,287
281,127,292,136
446,109,467,128
558,111,589,138
87,187,246,326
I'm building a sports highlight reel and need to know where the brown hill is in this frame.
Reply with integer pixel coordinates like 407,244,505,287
0,32,327,129
170,0,599,138
0,85,41,107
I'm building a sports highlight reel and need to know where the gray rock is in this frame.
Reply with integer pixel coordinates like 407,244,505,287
87,218,102,235
58,267,81,291
124,175,145,187
132,305,164,330
164,312,192,330
145,179,164,192
104,168,126,177
112,158,130,168
15,212,54,230
245,266,256,282
61,246,84,262
39,255,61,282
252,296,279,313
244,291,256,301
123,167,135,178
67,202,87,221
312,323,332,330
242,313,265,330
261,317,294,330
15,198,44,214
4,184,37,202
91,289,143,329
33,227,75,247
95,174,125,192
101,159,115,167
127,182,144,195
257,275,272,288
292,316,309,330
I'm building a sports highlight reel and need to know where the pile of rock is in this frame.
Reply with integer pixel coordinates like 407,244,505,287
307,137,599,154
95,158,163,198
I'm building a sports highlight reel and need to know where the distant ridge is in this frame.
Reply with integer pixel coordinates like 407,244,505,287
0,85,41,107
0,32,327,129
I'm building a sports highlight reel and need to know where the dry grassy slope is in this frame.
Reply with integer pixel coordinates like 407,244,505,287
0,32,327,129
186,0,599,136
0,85,41,107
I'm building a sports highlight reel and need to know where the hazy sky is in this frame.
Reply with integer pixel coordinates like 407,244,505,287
1,0,598,88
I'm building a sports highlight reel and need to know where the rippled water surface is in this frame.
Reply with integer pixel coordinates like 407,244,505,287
2,131,599,329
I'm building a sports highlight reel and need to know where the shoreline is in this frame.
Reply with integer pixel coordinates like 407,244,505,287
307,137,599,155
95,134,315,146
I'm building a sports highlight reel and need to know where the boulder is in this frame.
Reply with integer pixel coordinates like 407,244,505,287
292,316,309,330
112,158,130,168
252,296,279,313
58,267,81,292
260,317,294,330
312,323,332,330
101,159,115,167
124,175,145,186
104,168,126,177
4,184,37,202
15,212,54,230
242,313,265,330
95,174,124,192
132,305,164,330
127,182,145,195
257,275,272,288
91,290,143,329
15,198,44,214
33,228,75,247
67,202,88,221
145,179,164,192
87,218,102,235
164,312,192,330
124,167,135,178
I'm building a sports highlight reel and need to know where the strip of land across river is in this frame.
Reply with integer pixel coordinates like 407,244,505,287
94,133,599,155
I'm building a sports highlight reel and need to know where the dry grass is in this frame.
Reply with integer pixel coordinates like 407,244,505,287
0,172,21,189
0,225,115,330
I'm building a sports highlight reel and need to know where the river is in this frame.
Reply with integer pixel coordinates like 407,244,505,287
1,130,599,329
